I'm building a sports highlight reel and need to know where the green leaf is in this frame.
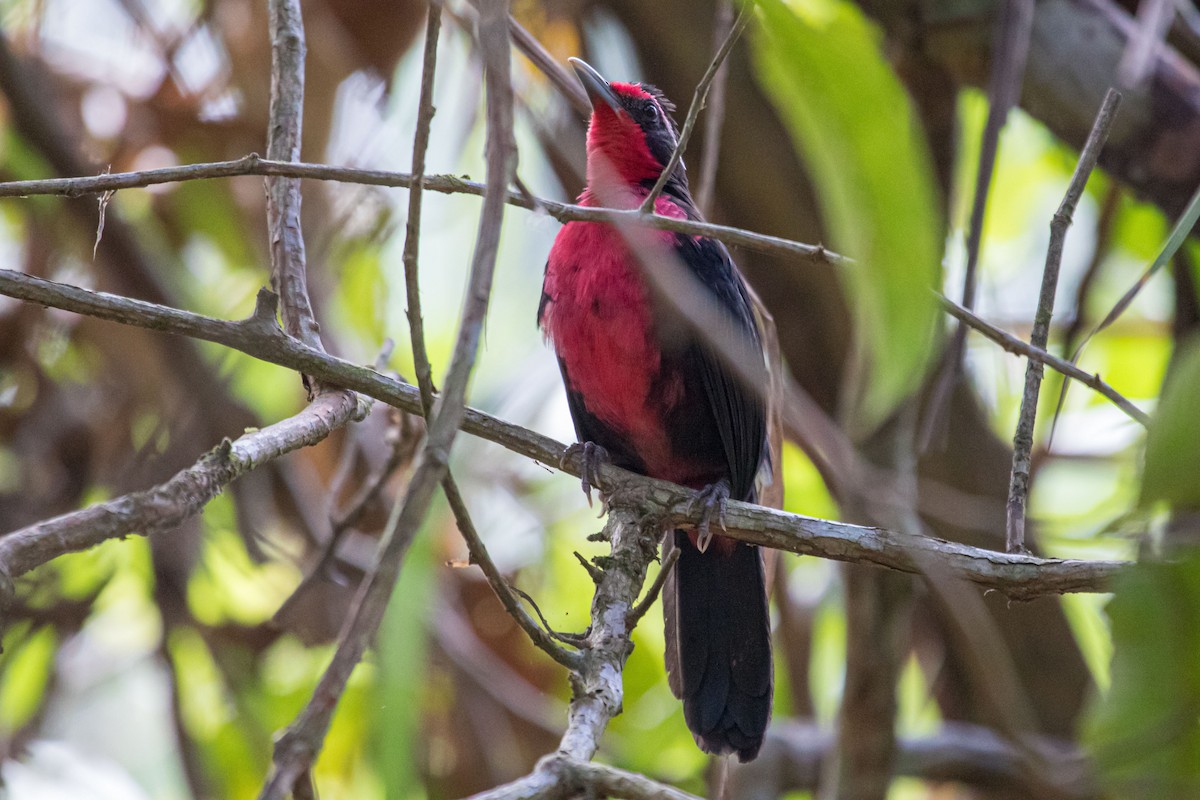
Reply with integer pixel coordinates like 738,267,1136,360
0,624,56,731
371,517,437,800
751,0,943,435
1141,339,1200,509
1083,554,1200,798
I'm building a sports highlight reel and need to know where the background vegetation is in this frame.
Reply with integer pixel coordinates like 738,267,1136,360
0,0,1198,798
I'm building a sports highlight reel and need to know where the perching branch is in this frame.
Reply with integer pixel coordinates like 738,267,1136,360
0,269,1129,600
465,507,668,800
1006,88,1121,553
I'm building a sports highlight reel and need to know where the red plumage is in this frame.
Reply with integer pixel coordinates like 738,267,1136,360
540,59,773,761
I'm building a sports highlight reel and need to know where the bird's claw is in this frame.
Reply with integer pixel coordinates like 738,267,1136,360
562,441,611,508
690,480,730,554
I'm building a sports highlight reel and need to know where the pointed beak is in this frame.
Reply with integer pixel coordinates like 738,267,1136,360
569,57,621,114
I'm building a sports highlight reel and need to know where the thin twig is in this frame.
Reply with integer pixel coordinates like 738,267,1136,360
1118,0,1174,88
0,268,1131,599
626,547,679,627
638,5,750,213
265,0,324,358
938,294,1148,427
508,15,590,117
257,2,516,795
0,155,842,266
404,2,443,415
466,508,663,800
445,475,582,667
272,411,420,624
403,1,577,668
1006,88,1122,553
695,0,735,217
1062,178,1200,379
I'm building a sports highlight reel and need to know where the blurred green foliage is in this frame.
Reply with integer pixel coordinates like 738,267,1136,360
1,0,1197,797
1141,338,1200,510
753,0,943,436
1084,553,1200,798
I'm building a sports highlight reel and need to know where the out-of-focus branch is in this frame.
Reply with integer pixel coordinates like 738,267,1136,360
399,1,577,670
0,269,1131,599
921,0,1034,449
695,0,735,217
731,721,1098,800
825,408,920,800
258,0,516,794
1007,88,1121,552
639,4,749,212
0,156,841,266
0,376,363,590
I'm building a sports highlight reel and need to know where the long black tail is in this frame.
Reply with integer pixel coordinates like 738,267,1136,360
664,530,772,762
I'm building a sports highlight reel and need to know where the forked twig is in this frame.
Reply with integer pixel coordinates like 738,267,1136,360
1005,88,1121,553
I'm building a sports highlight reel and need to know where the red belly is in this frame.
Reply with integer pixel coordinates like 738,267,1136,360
542,219,689,478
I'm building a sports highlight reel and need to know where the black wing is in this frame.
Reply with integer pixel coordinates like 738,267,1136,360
671,234,767,502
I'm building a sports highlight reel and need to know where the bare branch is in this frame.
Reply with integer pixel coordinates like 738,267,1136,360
938,294,1149,427
626,546,679,628
1007,88,1121,553
639,4,750,213
258,0,516,793
732,721,1098,800
508,15,590,117
444,475,582,668
398,0,576,670
403,2,443,415
0,155,841,266
0,389,363,586
466,508,666,800
0,268,1130,599
265,0,323,357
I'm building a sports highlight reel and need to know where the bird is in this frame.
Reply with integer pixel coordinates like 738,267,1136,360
538,57,773,762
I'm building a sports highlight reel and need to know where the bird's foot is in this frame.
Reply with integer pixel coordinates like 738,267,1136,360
561,441,611,507
689,480,730,553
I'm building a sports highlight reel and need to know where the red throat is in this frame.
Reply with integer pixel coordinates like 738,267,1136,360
585,83,661,188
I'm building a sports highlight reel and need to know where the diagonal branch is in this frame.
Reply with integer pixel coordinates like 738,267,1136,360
258,0,516,794
938,294,1149,427
409,3,579,671
465,507,665,800
0,268,1129,600
922,0,1034,450
0,381,363,591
